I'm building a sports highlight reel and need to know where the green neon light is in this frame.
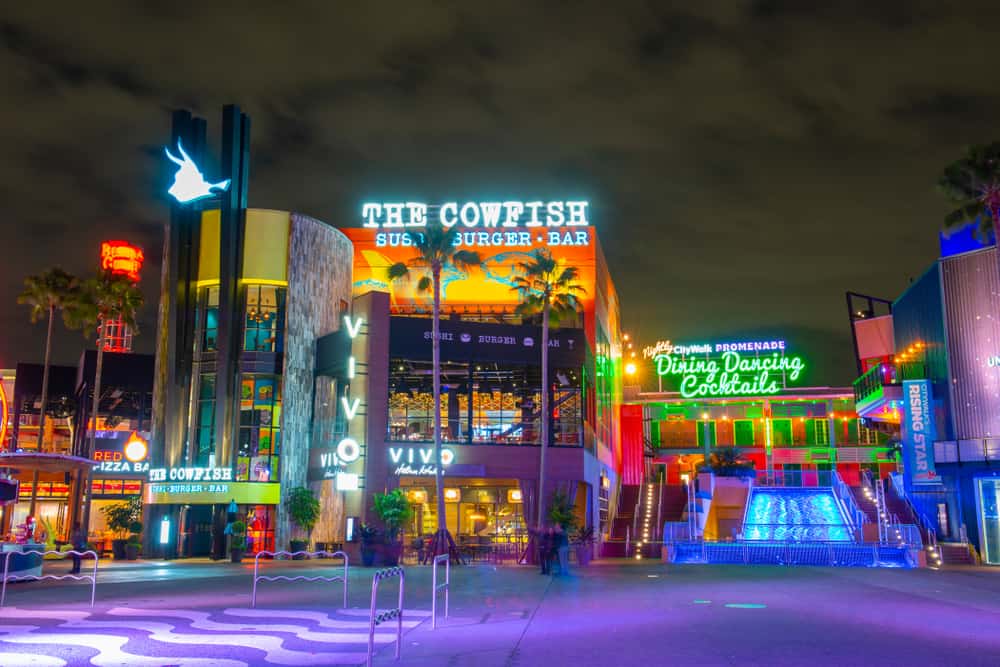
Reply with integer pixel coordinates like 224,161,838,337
654,351,805,398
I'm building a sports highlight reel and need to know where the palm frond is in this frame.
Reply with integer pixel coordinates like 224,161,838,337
387,262,410,281
417,275,433,292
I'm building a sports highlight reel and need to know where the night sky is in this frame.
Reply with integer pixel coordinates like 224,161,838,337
2,2,997,385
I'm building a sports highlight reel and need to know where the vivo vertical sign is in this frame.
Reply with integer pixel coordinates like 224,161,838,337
903,379,939,485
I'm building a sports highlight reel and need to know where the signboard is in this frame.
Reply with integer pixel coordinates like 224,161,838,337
389,317,585,367
100,241,144,282
903,379,940,485
389,446,455,476
93,432,149,477
652,341,806,399
340,226,596,316
145,481,280,505
361,200,590,232
149,466,233,483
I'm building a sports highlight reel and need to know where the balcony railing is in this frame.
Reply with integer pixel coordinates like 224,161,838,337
853,361,926,406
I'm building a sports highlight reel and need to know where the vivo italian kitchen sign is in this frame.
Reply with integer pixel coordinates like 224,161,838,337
390,446,455,476
651,338,806,398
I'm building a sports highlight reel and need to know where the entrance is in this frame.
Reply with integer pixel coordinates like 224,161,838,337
977,478,1000,565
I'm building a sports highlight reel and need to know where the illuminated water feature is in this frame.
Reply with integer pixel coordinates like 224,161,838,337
743,488,852,542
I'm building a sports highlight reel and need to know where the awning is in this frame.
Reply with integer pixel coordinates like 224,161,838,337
0,452,97,473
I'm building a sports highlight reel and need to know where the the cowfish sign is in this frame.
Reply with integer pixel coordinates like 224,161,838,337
654,347,806,398
164,140,231,204
362,200,589,229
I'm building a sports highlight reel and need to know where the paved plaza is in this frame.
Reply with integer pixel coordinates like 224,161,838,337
1,559,999,666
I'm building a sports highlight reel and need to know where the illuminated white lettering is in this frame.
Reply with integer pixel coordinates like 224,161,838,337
384,203,405,228
440,202,458,227
546,201,565,226
405,202,427,227
502,201,524,227
362,203,382,228
341,396,361,421
524,201,544,226
566,201,589,226
480,202,503,227
460,202,480,227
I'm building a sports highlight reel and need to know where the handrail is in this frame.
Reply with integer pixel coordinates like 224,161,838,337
368,566,405,667
2,549,99,608
686,476,698,541
431,553,449,629
655,482,663,542
624,526,630,557
251,549,348,608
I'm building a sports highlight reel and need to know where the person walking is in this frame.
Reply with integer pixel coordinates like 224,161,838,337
69,522,86,574
553,524,570,575
537,526,552,575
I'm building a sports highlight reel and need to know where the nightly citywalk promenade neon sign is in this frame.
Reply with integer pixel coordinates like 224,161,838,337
361,200,591,248
651,339,806,398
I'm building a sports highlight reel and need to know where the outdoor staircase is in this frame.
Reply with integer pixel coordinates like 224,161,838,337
601,484,640,557
659,484,687,522
849,486,880,524
883,479,933,546
939,543,978,565
634,482,660,560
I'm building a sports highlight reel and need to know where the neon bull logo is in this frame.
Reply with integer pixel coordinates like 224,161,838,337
164,140,231,203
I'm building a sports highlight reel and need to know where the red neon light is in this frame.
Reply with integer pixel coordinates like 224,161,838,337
0,381,8,451
100,241,144,282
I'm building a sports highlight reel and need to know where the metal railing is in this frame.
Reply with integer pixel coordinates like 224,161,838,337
431,553,449,630
888,473,943,561
1,549,99,608
831,470,868,534
251,549,348,609
663,521,696,544
368,566,405,667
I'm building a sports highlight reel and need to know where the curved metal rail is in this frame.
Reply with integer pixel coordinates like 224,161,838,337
1,549,99,607
431,553,449,629
368,566,404,667
250,549,348,608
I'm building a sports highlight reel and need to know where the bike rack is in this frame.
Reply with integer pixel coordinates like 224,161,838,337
1,549,99,608
250,549,348,608
367,566,404,667
431,552,449,629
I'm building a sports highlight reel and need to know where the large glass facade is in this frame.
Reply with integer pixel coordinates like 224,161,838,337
388,359,582,446
237,374,282,482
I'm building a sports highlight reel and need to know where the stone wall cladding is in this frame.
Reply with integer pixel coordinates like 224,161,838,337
277,213,353,549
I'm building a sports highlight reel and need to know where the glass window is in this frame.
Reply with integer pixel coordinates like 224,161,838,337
734,419,755,446
194,374,215,466
202,286,219,352
243,285,286,353
696,421,716,447
771,419,793,446
237,374,281,482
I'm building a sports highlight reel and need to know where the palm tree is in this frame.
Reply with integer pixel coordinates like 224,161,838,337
387,224,481,558
72,270,144,532
939,142,1000,241
17,268,81,451
511,248,585,527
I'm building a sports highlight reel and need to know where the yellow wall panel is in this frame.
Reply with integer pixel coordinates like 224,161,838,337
196,209,290,284
243,209,289,282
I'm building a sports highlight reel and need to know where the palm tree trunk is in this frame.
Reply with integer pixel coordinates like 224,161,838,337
29,305,55,518
536,300,550,528
432,263,447,554
35,304,55,451
81,322,106,535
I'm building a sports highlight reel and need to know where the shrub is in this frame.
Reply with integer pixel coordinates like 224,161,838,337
372,489,413,543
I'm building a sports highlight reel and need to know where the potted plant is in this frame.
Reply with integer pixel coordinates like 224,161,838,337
286,486,320,558
230,521,247,563
100,496,141,560
572,526,595,566
359,524,379,566
125,520,143,560
547,490,577,531
698,447,756,479
373,489,414,566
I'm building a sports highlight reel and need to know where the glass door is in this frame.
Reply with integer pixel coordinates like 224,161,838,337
977,478,1000,565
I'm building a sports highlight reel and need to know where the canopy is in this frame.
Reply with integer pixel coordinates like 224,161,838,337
0,452,97,473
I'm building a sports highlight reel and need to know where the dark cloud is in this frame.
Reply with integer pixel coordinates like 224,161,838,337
1,1,998,386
